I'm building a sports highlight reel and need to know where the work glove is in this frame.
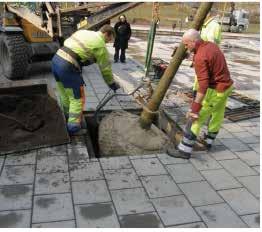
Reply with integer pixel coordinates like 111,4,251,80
109,82,120,92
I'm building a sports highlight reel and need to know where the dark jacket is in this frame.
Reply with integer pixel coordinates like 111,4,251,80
113,21,131,49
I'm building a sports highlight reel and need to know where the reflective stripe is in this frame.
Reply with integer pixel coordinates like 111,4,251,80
178,142,193,154
206,138,214,145
182,136,195,146
56,49,80,70
69,113,81,118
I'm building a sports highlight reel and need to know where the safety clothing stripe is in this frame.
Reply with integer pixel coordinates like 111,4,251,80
206,138,214,145
178,142,192,154
182,137,195,145
69,113,81,118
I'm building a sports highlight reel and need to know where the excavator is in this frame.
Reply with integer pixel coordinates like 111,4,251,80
0,2,141,80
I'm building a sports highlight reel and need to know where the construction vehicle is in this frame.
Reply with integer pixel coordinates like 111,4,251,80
0,2,141,80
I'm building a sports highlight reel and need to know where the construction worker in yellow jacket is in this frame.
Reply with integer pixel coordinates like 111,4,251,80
51,25,119,135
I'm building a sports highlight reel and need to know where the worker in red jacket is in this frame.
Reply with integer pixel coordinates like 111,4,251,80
170,29,234,159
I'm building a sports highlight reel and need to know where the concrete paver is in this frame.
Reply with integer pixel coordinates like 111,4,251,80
201,169,242,190
166,163,204,183
100,156,132,170
173,222,206,228
32,193,74,223
5,151,37,166
219,138,251,152
38,146,67,156
157,153,189,165
72,180,111,204
141,175,181,198
129,154,156,159
75,202,120,228
237,176,260,198
208,145,238,160
190,153,222,171
232,131,260,144
0,209,31,228
111,188,154,215
241,214,260,228
178,181,224,207
0,165,35,185
0,158,4,173
253,166,260,174
248,143,260,154
119,212,163,228
152,195,200,226
219,159,257,177
218,188,260,215
0,185,33,211
35,172,70,195
195,203,247,228
104,168,142,190
68,146,90,164
234,151,260,166
32,220,76,228
131,158,167,176
36,156,68,174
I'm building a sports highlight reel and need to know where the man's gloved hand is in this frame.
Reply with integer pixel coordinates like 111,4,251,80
109,82,120,92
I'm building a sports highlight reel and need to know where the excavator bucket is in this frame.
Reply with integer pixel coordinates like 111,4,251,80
0,79,70,155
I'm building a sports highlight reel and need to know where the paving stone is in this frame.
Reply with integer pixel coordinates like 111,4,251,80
246,126,260,137
32,193,74,223
72,180,111,204
0,209,31,228
217,128,234,139
190,153,222,171
234,151,260,166
209,145,238,160
178,181,224,207
119,212,163,228
38,145,67,156
157,153,189,165
141,175,181,198
0,185,33,211
219,138,251,152
100,156,132,170
75,202,119,228
173,222,206,228
166,163,204,183
111,188,154,215
253,166,260,174
152,195,200,226
32,220,76,228
5,151,37,165
104,169,141,190
68,146,90,164
69,136,86,147
131,158,167,176
219,159,257,177
218,188,260,215
223,123,247,133
35,172,70,195
37,155,68,174
69,162,103,182
0,165,35,185
129,154,156,159
241,214,260,228
248,143,260,154
237,176,260,198
0,158,4,172
232,131,260,144
196,203,247,228
201,169,242,190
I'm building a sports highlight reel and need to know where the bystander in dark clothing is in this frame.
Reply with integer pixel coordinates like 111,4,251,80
113,15,131,63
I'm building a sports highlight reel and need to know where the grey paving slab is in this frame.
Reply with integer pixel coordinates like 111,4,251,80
219,159,257,177
141,175,181,198
119,212,163,228
209,145,238,160
104,168,141,190
0,158,4,172
35,172,70,195
219,138,251,152
0,185,33,211
195,203,247,228
178,181,224,207
111,188,154,215
246,126,260,137
0,209,31,228
217,128,234,139
32,193,74,223
75,202,120,228
166,163,204,183
100,156,132,170
0,165,35,185
201,169,242,190
248,143,260,154
38,145,67,156
68,146,90,164
223,123,247,133
253,166,260,174
232,131,260,144
157,153,189,165
241,214,260,228
131,158,167,176
173,222,206,228
69,162,103,182
152,195,200,226
218,188,260,215
69,136,86,147
36,155,68,174
129,154,156,159
32,220,76,228
72,180,111,204
5,151,37,165
190,153,222,171
237,176,260,198
235,151,260,167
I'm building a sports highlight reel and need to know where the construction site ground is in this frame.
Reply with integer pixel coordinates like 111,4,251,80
0,32,260,228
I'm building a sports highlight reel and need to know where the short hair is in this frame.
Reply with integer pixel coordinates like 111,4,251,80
182,29,201,41
100,24,115,38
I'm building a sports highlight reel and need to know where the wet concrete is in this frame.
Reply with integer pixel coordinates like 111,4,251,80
1,185,30,198
80,203,113,220
0,212,21,228
120,213,162,228
36,197,56,208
